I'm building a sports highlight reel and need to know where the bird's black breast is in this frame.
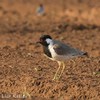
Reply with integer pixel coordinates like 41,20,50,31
43,46,52,58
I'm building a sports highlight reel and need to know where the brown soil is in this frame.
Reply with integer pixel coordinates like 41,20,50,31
0,0,100,100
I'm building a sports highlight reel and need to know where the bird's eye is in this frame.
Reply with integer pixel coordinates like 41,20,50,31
40,38,43,42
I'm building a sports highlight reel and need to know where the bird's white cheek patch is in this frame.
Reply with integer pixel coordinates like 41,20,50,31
46,38,53,44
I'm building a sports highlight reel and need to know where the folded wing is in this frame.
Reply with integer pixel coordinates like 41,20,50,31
52,40,86,57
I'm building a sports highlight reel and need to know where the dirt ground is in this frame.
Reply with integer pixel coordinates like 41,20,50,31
0,0,100,100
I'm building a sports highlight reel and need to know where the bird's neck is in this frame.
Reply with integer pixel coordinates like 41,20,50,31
43,46,52,58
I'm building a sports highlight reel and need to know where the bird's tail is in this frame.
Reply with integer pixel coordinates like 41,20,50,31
81,52,89,57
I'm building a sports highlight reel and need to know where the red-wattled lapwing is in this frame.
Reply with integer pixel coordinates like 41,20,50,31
37,35,87,80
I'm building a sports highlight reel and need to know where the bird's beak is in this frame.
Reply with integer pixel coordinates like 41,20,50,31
29,41,41,45
29,42,36,45
36,41,41,44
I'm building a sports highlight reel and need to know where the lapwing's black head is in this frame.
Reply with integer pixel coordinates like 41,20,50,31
37,35,52,46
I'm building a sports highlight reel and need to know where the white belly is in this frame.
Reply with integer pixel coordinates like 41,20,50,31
48,45,72,61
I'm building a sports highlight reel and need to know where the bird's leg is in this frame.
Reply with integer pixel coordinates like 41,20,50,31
58,62,65,79
71,59,75,66
52,61,62,80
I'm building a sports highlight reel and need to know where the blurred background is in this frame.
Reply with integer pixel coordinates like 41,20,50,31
0,0,100,33
0,0,100,56
0,0,100,100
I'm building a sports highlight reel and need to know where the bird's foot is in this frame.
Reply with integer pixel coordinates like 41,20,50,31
52,75,60,81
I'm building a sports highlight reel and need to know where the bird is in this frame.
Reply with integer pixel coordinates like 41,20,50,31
36,4,45,16
37,35,87,80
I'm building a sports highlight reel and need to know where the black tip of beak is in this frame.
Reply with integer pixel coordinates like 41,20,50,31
29,42,35,45
29,41,40,45
36,41,41,44
29,41,41,45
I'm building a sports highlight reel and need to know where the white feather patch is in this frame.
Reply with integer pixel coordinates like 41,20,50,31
46,38,53,44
